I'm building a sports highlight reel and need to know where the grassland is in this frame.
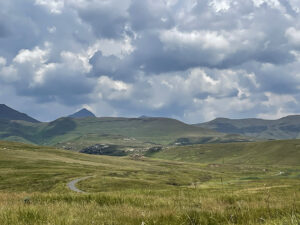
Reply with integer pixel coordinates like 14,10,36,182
0,141,299,224
149,139,300,165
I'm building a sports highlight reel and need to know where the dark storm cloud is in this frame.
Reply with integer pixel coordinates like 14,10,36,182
89,51,122,76
77,7,127,39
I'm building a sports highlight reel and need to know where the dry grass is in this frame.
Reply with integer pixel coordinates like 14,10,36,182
0,185,299,225
0,141,299,224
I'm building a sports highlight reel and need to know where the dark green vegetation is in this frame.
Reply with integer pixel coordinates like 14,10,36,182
79,144,127,156
195,115,300,140
0,140,299,224
0,116,253,152
0,104,39,123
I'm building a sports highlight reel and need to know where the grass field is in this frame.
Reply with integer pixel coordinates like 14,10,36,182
0,141,299,224
149,139,300,165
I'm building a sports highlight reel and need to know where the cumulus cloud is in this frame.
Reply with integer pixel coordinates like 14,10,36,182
286,27,300,47
96,76,132,100
35,0,65,14
1,0,300,122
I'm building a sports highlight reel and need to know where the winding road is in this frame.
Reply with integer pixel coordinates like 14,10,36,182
67,176,95,193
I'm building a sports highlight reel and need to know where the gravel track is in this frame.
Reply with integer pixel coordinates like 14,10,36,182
67,176,94,193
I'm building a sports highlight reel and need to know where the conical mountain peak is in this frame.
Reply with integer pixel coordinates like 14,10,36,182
68,108,96,118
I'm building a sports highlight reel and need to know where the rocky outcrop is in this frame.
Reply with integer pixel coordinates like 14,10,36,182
79,144,127,156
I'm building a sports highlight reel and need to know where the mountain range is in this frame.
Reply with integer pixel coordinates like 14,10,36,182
195,116,300,140
0,104,300,150
0,104,253,150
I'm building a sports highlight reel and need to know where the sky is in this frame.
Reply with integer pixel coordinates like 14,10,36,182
1,0,300,123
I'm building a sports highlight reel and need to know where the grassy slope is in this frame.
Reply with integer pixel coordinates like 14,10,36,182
0,140,213,192
149,139,300,165
0,141,299,224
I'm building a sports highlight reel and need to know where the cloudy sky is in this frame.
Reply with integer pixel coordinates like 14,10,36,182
1,0,300,123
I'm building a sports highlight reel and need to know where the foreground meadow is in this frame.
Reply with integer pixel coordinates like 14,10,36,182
0,141,299,224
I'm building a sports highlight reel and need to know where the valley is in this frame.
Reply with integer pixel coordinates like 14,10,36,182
3,1,300,224
0,105,299,224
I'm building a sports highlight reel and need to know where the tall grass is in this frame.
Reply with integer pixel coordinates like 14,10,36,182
0,184,299,225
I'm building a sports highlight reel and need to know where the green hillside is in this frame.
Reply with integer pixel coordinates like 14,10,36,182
149,139,300,166
0,117,253,151
0,140,216,193
195,115,300,140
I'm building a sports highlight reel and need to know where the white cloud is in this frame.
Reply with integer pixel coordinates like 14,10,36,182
97,76,132,100
60,51,92,73
252,0,281,8
285,27,300,47
160,28,230,50
0,65,18,83
184,95,256,123
35,0,64,14
96,67,260,122
13,45,50,65
262,92,297,107
258,108,293,120
33,63,57,85
0,57,18,83
288,0,300,13
209,0,232,12
89,37,135,59
0,57,6,66
254,92,299,119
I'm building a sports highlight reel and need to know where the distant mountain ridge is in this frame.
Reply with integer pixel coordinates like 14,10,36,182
2,103,300,149
139,115,150,119
195,115,300,140
0,116,251,150
68,108,96,118
0,104,39,123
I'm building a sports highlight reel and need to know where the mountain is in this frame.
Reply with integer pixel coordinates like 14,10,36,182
0,104,39,123
195,115,300,140
0,116,252,150
68,108,96,118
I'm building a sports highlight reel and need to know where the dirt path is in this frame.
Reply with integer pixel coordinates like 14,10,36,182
275,171,285,176
67,176,95,193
